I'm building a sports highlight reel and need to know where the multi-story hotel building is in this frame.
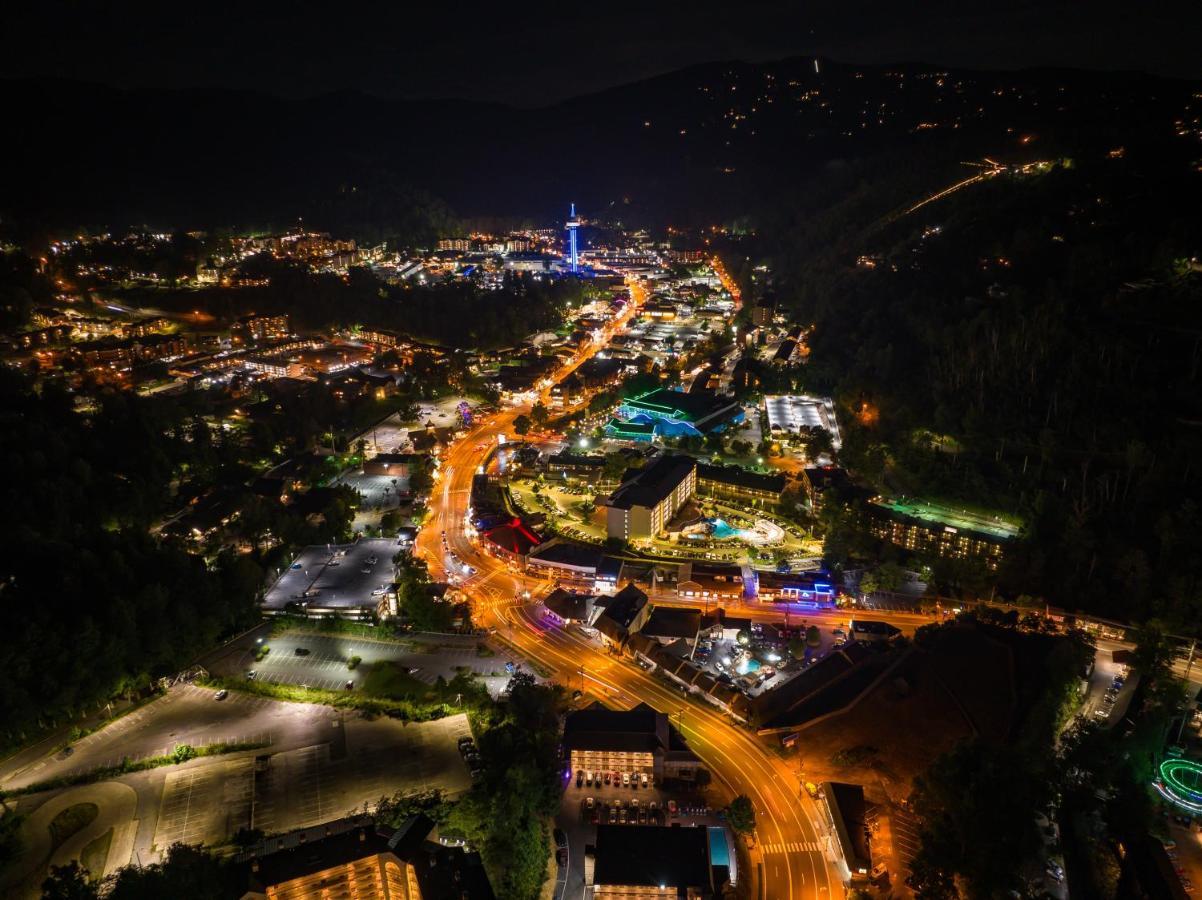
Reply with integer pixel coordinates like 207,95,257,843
605,455,697,541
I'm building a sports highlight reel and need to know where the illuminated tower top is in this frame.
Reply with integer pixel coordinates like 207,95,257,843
566,203,580,273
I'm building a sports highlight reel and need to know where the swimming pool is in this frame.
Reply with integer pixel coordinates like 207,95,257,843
734,657,761,676
709,518,741,539
708,826,730,867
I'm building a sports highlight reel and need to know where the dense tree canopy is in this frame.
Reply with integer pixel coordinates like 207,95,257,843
0,373,264,745
771,145,1202,624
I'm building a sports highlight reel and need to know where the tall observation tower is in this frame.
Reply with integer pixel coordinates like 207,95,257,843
566,203,580,273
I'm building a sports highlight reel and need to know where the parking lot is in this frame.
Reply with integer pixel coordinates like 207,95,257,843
253,631,524,697
252,714,473,833
332,472,410,510
2,684,335,792
262,538,397,613
886,804,922,886
1083,640,1134,727
153,756,254,849
354,397,475,455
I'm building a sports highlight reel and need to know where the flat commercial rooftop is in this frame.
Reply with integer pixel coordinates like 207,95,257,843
763,395,841,448
873,497,1021,541
263,538,398,612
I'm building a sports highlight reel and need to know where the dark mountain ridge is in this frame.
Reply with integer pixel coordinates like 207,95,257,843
3,57,1197,237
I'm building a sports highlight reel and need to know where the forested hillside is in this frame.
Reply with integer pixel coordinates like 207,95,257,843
768,136,1202,622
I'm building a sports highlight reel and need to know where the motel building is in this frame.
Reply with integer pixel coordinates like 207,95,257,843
564,700,701,790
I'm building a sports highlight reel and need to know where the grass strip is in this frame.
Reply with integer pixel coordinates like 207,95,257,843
1,740,269,800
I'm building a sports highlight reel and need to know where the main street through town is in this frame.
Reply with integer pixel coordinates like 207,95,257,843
415,276,845,900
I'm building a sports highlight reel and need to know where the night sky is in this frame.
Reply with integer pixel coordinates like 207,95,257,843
5,0,1201,105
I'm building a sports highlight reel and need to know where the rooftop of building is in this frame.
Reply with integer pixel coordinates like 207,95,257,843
543,589,596,621
595,583,650,630
754,570,835,592
483,518,542,555
642,606,702,640
564,701,668,754
606,455,696,511
547,451,606,469
597,555,624,582
621,388,739,424
742,642,879,729
605,418,656,437
238,813,492,899
577,357,624,380
591,824,712,892
700,611,753,633
696,463,786,494
803,466,852,491
529,539,603,570
823,782,872,874
241,816,394,891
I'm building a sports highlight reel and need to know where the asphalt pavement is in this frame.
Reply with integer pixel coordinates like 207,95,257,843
247,631,523,696
1,684,340,793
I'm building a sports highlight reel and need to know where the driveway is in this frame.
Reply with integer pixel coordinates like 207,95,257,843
3,781,138,897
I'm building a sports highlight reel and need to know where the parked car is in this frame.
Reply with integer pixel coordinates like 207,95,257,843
214,689,228,701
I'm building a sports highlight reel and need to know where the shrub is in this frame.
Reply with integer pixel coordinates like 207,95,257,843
172,744,197,764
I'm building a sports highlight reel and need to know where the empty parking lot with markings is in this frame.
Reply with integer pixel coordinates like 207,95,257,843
1,684,475,885
154,756,254,849
253,631,524,696
252,714,472,833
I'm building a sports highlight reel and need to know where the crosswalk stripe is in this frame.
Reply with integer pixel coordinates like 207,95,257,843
762,841,821,854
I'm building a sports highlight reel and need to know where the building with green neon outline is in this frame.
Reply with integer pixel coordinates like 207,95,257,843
604,388,744,442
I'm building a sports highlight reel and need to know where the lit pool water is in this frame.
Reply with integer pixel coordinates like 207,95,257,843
709,826,730,867
734,658,761,676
